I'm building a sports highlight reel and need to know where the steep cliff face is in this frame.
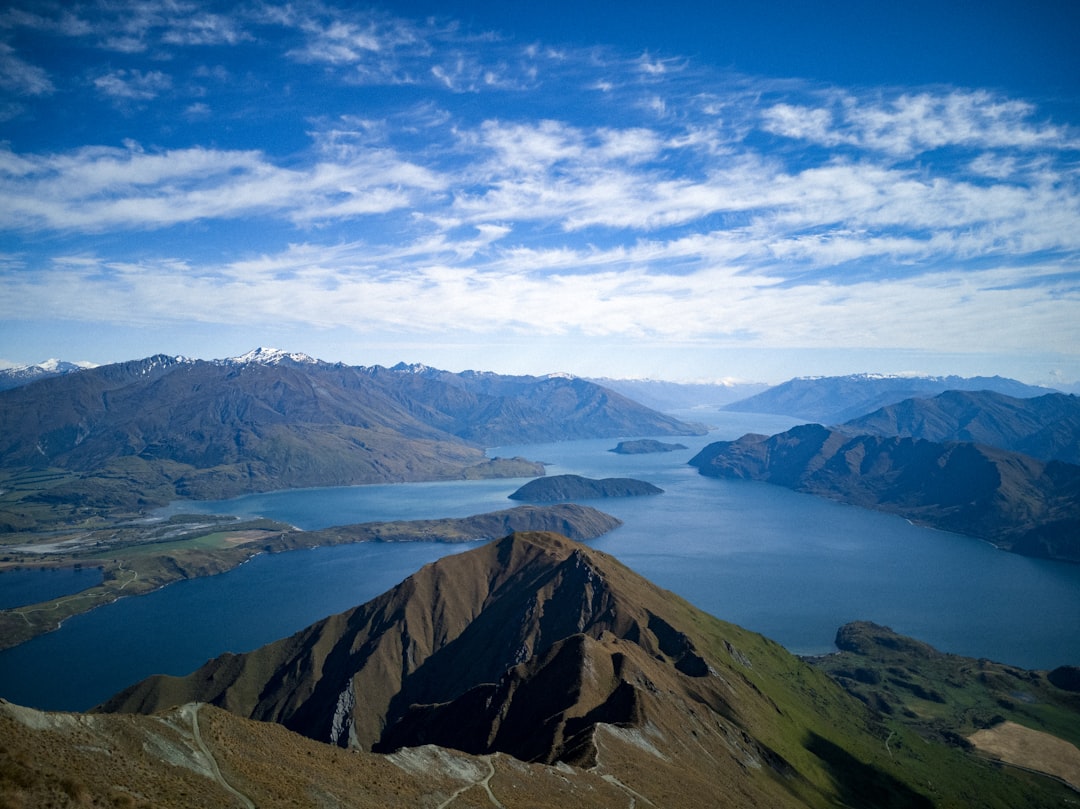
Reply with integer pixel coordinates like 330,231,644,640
690,426,1080,562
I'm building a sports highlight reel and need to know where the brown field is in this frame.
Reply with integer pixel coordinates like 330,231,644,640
969,721,1080,791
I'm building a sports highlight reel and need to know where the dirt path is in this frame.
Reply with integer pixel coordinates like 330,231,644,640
184,703,256,809
434,754,504,809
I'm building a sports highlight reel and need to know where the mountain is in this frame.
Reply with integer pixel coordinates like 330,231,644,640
723,373,1054,424
689,424,1080,562
94,532,1073,808
588,376,770,410
507,473,663,501
0,350,703,514
842,389,1080,464
0,358,92,391
386,363,707,444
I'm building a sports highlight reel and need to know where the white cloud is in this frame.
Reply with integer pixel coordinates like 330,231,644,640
762,89,1078,156
0,143,447,231
0,0,1077,375
93,69,171,100
161,11,248,46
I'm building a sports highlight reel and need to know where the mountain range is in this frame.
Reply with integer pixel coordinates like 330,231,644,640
842,389,1080,464
94,531,1076,808
0,349,703,515
723,373,1055,424
0,359,92,391
588,376,770,410
689,424,1080,563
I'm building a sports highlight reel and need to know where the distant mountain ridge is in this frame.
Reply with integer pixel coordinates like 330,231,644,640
842,389,1080,464
724,373,1055,424
690,424,1080,563
588,376,770,410
0,350,703,512
0,358,94,391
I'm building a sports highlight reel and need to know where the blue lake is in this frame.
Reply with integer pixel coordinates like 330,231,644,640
0,566,103,610
1,410,1079,711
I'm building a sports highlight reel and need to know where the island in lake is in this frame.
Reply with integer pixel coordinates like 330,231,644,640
610,439,688,454
509,474,663,502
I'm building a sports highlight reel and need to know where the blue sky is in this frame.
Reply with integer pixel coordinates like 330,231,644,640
1,0,1078,385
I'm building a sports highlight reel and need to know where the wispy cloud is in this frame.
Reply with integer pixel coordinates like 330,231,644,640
762,90,1077,156
93,68,171,101
0,141,446,231
0,0,1076,375
0,42,53,95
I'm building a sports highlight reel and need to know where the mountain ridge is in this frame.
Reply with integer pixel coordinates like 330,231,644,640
94,531,1074,808
723,373,1056,424
0,351,703,518
842,389,1080,464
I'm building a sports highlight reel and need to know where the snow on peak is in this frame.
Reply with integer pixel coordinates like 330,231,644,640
390,362,436,374
228,347,319,366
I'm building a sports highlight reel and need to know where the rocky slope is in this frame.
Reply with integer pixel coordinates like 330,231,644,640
93,532,1072,808
507,473,663,502
723,373,1053,424
689,425,1080,562
842,389,1080,464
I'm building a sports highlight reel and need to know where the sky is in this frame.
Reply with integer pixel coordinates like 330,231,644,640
1,1,1079,385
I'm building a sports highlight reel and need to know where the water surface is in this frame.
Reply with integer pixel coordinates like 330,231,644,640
1,410,1078,711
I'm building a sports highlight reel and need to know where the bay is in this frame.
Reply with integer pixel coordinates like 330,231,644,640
1,409,1078,712
0,566,104,610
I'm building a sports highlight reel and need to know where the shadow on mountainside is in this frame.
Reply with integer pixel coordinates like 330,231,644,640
805,733,933,809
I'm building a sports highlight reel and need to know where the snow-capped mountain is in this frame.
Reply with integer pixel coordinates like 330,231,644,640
224,347,321,366
0,359,95,391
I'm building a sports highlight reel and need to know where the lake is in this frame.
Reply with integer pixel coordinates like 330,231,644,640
0,566,103,610
1,410,1078,711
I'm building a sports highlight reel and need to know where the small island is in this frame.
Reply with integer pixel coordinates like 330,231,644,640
610,439,688,454
508,474,663,502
